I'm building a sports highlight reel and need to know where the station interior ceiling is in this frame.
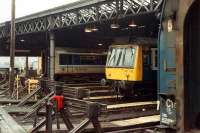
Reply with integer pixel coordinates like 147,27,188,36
0,13,159,56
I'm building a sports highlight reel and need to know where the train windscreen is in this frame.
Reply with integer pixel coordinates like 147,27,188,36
106,47,136,68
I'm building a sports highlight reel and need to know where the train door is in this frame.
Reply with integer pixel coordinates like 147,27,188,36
184,0,200,130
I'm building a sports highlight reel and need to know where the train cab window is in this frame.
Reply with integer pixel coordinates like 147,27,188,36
59,54,73,65
107,48,116,66
118,49,125,66
115,48,123,66
123,48,135,67
106,47,135,68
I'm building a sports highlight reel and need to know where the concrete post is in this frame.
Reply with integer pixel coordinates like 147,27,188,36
49,32,55,80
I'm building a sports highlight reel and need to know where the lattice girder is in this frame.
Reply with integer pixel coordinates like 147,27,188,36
0,0,162,38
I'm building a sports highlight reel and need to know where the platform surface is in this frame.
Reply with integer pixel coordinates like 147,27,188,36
111,115,160,126
107,101,157,109
84,95,123,100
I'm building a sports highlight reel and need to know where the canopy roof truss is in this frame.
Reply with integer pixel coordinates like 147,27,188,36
0,0,162,38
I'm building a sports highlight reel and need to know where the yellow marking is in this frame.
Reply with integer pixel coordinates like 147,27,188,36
107,101,157,109
83,95,123,100
27,79,39,100
111,115,160,126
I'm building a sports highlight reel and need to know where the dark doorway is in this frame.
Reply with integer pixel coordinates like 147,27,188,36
184,0,200,130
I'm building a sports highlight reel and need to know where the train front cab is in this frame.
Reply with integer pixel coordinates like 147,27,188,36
105,44,157,96
159,0,200,132
106,45,143,82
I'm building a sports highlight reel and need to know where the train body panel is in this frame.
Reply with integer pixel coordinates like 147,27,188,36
54,47,107,81
159,0,200,132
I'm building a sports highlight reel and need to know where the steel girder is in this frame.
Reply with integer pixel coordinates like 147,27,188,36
0,0,162,38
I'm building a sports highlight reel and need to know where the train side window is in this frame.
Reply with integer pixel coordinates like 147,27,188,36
97,55,107,65
143,54,150,66
80,55,96,65
59,54,73,65
151,48,158,70
102,55,107,65
73,55,80,65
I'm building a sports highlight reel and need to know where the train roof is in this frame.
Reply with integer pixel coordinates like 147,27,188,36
55,47,107,55
109,44,139,48
112,37,157,47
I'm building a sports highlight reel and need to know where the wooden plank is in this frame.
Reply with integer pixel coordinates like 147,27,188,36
0,107,27,133
83,95,123,100
110,115,160,126
107,101,157,109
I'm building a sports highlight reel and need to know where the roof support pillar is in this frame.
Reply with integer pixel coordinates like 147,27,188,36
49,32,55,80
9,0,16,96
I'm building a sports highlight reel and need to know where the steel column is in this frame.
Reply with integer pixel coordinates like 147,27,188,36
9,0,16,96
49,32,55,80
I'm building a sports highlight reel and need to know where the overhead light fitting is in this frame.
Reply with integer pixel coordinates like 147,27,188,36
98,43,103,46
91,25,99,32
84,27,92,33
111,23,120,29
129,20,137,27
85,25,99,32
20,39,25,42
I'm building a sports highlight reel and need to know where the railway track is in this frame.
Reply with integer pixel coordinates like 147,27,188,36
61,83,159,132
67,83,159,132
0,81,159,132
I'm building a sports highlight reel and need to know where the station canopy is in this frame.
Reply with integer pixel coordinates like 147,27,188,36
0,0,162,56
